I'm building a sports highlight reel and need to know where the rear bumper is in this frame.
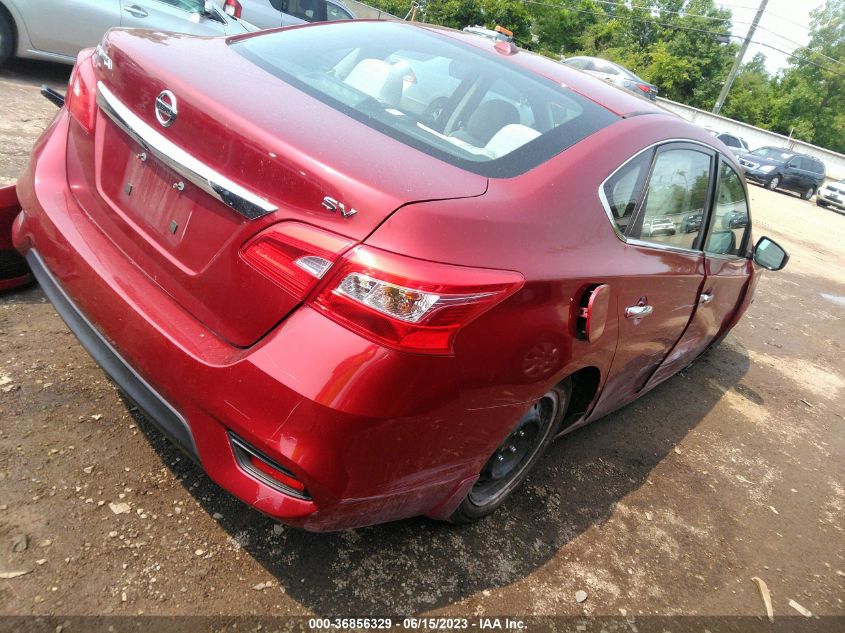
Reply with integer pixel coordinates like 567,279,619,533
13,112,504,531
25,249,200,462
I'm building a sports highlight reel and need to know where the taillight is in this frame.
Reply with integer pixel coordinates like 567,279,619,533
223,0,243,18
240,223,354,299
637,84,651,94
66,54,97,133
311,246,524,355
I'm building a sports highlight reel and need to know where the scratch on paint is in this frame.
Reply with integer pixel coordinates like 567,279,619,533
271,399,303,441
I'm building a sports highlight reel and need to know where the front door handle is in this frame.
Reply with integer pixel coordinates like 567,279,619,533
123,4,149,17
700,292,714,305
625,304,653,319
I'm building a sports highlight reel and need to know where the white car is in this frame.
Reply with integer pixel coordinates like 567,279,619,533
236,0,354,28
816,178,845,212
0,0,254,66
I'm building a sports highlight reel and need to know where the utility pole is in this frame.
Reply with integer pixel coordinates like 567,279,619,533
712,0,769,115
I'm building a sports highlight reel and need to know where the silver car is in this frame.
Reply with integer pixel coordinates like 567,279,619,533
0,0,254,66
562,56,659,101
238,0,354,28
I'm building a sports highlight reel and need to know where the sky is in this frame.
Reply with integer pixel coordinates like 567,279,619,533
717,0,825,74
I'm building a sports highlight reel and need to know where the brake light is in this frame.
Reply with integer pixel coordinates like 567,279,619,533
311,246,524,355
66,54,97,133
223,0,243,17
637,84,651,93
241,223,354,299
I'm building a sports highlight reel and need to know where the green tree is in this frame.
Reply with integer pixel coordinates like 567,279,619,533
768,0,845,151
721,52,773,128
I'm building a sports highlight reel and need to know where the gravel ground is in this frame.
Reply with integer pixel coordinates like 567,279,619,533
1,59,843,622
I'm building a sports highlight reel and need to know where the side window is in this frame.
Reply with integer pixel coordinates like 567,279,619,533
326,2,351,20
601,150,653,236
631,148,711,250
283,0,327,21
705,161,748,257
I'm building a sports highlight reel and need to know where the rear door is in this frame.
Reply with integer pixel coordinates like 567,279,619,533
23,0,120,59
596,143,711,412
644,157,752,389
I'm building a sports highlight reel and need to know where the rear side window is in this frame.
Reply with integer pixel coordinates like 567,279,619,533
326,2,351,20
234,22,618,177
705,161,749,257
282,0,328,22
601,150,652,235
630,148,712,250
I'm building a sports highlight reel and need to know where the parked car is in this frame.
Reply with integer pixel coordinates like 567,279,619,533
816,178,845,212
0,0,254,66
641,216,676,237
708,131,749,154
0,185,30,291
462,25,514,43
562,56,658,101
12,21,788,531
238,0,354,28
680,212,703,233
722,209,748,229
737,147,826,199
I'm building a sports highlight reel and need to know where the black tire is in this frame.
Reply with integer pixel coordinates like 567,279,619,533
0,7,14,66
766,175,781,191
448,381,570,524
816,199,827,207
801,186,815,200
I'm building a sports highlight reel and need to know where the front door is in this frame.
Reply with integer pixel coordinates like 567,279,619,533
592,143,713,416
644,158,753,389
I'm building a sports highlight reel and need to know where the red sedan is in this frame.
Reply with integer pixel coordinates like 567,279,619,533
10,20,788,530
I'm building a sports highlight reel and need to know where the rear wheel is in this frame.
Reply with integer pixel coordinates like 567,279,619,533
801,186,815,200
0,9,14,66
449,382,570,523
766,175,781,191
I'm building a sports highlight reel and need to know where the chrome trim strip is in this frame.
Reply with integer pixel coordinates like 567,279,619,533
96,82,277,220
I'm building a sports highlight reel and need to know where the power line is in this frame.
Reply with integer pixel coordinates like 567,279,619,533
513,0,845,78
714,1,812,31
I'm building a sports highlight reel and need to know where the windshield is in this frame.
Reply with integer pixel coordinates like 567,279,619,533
233,22,618,177
750,147,793,162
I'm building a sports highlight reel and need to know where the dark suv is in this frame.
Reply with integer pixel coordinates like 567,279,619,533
736,147,826,200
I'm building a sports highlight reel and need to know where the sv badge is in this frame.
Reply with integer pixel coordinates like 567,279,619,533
321,196,357,218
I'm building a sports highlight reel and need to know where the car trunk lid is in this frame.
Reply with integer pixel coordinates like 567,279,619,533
69,30,487,347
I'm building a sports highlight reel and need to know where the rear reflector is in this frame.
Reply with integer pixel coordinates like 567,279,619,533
311,246,524,355
229,433,310,499
240,223,354,300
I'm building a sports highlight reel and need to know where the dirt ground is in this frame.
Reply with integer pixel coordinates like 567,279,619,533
1,59,843,623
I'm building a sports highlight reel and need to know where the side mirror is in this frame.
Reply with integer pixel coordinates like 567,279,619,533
753,236,789,271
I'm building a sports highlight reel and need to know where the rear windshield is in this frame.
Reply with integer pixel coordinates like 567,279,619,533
232,21,618,177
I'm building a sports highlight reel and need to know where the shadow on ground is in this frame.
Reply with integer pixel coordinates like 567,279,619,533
0,58,72,88
127,339,751,614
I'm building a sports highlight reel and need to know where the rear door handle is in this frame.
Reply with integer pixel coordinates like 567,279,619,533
625,304,653,319
123,4,149,17
700,292,714,305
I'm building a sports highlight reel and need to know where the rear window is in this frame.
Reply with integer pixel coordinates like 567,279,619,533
233,22,618,177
